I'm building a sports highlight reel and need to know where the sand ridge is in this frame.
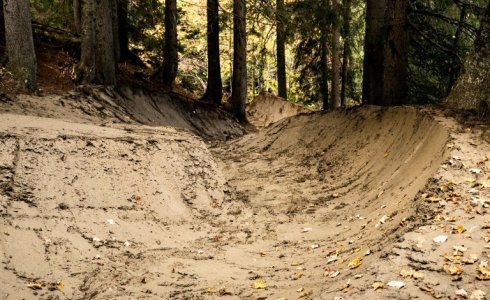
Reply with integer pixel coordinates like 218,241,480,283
0,90,488,299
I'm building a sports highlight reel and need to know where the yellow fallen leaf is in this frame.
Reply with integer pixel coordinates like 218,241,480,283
372,281,384,290
477,261,490,280
252,279,267,289
443,264,464,275
384,152,390,158
413,271,425,279
465,178,476,183
55,280,64,290
426,196,441,203
348,256,362,269
455,224,465,234
207,287,218,293
293,271,304,280
298,290,312,298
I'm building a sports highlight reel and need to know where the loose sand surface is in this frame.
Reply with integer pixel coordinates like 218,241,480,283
0,90,489,299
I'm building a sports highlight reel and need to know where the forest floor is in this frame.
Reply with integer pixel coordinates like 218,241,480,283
0,87,489,300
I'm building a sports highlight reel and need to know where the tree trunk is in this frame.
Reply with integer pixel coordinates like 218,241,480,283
340,0,352,106
320,0,329,110
203,0,223,105
112,0,120,63
78,0,116,85
362,0,409,106
447,4,467,94
382,0,409,105
3,0,37,92
276,0,287,100
330,0,341,109
362,0,386,105
118,0,129,59
231,0,247,122
446,1,490,115
73,0,82,34
0,0,5,52
162,0,178,88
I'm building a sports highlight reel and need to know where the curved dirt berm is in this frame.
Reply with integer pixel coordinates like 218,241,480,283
214,106,450,298
0,105,450,299
247,93,311,129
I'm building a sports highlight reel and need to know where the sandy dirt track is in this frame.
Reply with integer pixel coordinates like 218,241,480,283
0,90,489,300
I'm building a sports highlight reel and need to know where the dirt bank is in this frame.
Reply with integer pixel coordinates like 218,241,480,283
2,88,476,300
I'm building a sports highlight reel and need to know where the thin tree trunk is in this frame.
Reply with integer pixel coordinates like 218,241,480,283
276,0,287,99
331,0,341,109
320,0,329,110
73,0,82,34
340,0,352,106
4,0,37,92
231,0,247,122
162,0,178,88
78,0,116,85
447,3,467,94
203,0,223,105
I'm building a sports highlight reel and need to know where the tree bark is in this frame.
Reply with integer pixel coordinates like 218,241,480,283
446,1,490,115
362,0,386,105
231,0,247,122
362,0,409,106
4,0,37,92
78,0,116,85
382,0,409,105
320,0,329,110
162,0,178,88
203,0,223,105
340,0,352,107
276,0,287,100
112,0,120,63
118,0,130,59
330,0,341,109
0,0,5,51
73,0,82,34
447,4,467,94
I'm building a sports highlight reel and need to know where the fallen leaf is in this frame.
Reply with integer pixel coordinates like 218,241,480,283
292,271,304,280
433,235,448,243
372,281,384,290
298,290,312,298
55,280,64,290
260,250,268,257
455,289,468,297
470,289,486,300
384,152,389,158
252,279,267,289
27,282,43,290
477,261,490,280
443,264,464,275
387,281,405,289
454,224,466,234
400,268,424,279
348,257,362,269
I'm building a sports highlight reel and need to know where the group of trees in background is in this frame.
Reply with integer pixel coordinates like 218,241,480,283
0,0,489,119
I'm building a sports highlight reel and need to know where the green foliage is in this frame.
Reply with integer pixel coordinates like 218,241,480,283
408,0,487,103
